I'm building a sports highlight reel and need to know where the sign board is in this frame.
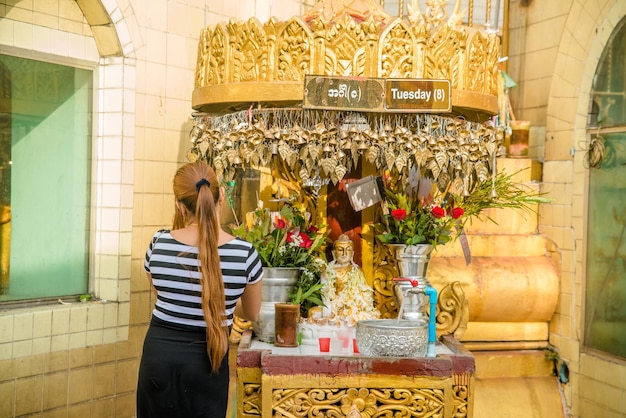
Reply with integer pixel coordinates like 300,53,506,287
344,175,382,212
303,75,450,113
385,79,451,112
303,76,385,111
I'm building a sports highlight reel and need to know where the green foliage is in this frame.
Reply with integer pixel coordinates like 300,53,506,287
290,281,325,306
290,258,327,317
460,169,549,221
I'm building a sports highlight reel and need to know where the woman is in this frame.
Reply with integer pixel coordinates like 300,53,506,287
137,161,263,417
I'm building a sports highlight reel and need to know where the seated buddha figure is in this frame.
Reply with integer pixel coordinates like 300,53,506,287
314,234,381,326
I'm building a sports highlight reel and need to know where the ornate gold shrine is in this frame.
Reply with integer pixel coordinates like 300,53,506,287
192,0,505,345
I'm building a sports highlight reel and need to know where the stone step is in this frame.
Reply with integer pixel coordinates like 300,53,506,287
474,349,554,378
474,376,565,418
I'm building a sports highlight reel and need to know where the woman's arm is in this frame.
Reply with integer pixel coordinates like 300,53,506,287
146,273,157,297
234,279,262,321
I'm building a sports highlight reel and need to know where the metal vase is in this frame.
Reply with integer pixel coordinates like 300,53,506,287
387,244,434,320
387,243,433,278
252,267,300,343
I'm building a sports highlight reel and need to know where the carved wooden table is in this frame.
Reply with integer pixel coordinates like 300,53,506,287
236,330,475,417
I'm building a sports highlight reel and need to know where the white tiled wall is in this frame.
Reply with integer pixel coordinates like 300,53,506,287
0,0,132,360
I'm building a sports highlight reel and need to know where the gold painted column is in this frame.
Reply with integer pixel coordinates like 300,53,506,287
430,158,557,349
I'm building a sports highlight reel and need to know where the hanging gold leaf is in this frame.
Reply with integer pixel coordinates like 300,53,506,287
242,147,253,163
254,143,269,166
451,176,464,194
320,157,337,176
437,171,450,191
213,156,224,171
187,148,199,163
250,151,260,168
300,145,310,160
299,167,310,182
415,148,431,167
350,142,358,167
428,159,441,181
475,161,489,183
198,140,209,156
305,157,314,172
309,145,320,161
278,143,291,161
395,151,407,173
213,156,224,179
365,145,378,164
334,164,347,183
484,140,498,156
385,149,395,169
435,151,448,169
226,149,238,164
287,150,298,168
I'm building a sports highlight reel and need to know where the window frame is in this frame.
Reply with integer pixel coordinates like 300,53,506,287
583,14,626,360
0,39,133,359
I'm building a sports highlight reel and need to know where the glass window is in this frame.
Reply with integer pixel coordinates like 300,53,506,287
0,54,92,302
585,17,626,359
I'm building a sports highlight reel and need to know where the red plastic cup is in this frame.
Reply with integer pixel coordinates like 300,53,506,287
352,338,359,354
319,337,331,352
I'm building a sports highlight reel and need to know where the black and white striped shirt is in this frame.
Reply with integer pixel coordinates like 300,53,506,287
144,230,263,328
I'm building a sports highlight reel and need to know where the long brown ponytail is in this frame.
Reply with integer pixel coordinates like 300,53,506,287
172,161,227,373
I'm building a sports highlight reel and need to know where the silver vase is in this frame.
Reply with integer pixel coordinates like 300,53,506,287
387,243,433,278
387,244,434,320
252,267,300,343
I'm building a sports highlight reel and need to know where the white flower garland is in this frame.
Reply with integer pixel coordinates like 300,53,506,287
321,261,381,326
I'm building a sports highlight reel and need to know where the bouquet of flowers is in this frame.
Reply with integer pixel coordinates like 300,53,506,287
230,202,327,268
374,169,546,248
375,178,465,248
230,201,329,314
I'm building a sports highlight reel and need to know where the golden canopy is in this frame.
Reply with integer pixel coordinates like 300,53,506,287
192,0,500,119
189,0,504,187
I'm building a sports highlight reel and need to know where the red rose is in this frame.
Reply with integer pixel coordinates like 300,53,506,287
391,208,407,221
299,232,313,249
307,225,319,233
431,206,446,218
276,218,286,229
286,232,294,243
451,207,464,219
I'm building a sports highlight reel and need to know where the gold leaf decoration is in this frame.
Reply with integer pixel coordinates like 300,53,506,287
299,167,310,182
309,145,320,161
189,109,503,195
334,164,347,184
250,151,260,168
395,151,407,173
365,145,379,164
198,140,209,156
435,151,448,169
187,148,199,163
384,149,395,170
226,149,238,164
475,161,489,183
278,143,291,162
321,157,337,176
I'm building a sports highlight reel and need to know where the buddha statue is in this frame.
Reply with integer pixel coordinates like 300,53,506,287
313,233,380,326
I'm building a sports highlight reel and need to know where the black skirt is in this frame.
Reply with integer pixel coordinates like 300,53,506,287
137,317,230,418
